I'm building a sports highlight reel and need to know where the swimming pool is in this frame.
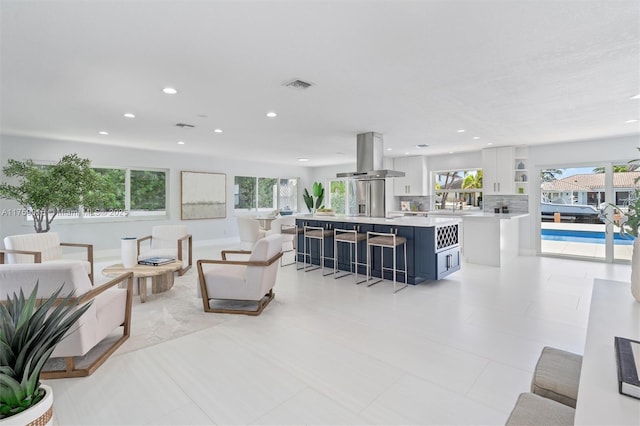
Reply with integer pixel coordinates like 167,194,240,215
541,229,635,245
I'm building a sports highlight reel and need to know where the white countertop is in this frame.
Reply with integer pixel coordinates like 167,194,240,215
389,211,529,220
296,214,460,228
575,279,640,425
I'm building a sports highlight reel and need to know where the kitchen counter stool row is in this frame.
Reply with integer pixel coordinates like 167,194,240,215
293,218,460,288
294,221,408,293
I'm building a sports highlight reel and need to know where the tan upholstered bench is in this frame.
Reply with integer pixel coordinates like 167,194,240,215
505,392,575,425
531,346,583,408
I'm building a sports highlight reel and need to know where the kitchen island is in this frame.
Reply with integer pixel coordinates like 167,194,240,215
296,215,461,284
428,211,529,267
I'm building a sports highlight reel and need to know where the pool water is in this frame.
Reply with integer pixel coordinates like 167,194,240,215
541,229,635,245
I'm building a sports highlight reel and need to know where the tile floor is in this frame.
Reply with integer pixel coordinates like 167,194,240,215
46,247,631,425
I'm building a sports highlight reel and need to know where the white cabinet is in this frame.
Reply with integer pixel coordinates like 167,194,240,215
482,147,515,195
393,156,428,196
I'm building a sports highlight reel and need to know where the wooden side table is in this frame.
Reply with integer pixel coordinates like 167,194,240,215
102,261,182,303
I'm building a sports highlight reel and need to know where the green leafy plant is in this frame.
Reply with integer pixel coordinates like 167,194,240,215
0,154,110,233
599,148,640,238
303,181,324,212
0,284,92,419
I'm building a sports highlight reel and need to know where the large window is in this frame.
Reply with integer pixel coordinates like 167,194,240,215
325,178,357,215
88,167,167,217
234,176,298,212
433,169,483,210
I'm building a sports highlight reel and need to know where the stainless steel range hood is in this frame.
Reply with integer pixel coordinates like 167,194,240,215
336,132,405,179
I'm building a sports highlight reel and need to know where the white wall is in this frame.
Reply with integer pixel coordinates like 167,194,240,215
0,135,312,253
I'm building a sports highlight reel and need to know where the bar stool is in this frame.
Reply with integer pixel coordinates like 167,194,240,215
366,230,408,293
280,221,300,267
284,221,308,270
304,224,333,275
333,226,367,284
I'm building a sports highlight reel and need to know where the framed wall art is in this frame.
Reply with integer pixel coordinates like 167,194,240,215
181,171,226,220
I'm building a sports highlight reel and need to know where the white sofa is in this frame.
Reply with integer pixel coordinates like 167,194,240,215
0,262,133,379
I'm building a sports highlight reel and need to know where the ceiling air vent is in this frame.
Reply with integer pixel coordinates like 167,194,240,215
283,79,314,90
175,123,195,128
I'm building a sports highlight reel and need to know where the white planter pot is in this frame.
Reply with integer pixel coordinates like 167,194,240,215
631,239,640,303
0,384,53,426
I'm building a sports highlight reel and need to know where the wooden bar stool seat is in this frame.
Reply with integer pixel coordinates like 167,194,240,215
366,231,408,293
333,227,367,284
304,225,333,276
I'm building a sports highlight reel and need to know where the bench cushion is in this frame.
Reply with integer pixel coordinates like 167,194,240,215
505,392,575,426
531,346,582,408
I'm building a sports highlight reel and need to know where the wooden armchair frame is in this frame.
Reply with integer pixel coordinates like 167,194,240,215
196,250,283,316
0,242,94,284
0,271,134,379
137,233,192,276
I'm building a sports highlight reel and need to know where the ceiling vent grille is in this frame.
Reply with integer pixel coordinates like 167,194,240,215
175,123,195,128
283,79,314,90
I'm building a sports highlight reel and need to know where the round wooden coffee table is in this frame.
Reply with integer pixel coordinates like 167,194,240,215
102,261,183,303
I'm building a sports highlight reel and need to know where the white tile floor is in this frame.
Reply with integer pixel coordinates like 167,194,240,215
46,247,631,425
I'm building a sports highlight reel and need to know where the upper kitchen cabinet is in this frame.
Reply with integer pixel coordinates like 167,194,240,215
482,146,515,195
393,156,428,196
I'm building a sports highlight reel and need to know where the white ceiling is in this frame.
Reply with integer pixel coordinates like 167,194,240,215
1,0,638,167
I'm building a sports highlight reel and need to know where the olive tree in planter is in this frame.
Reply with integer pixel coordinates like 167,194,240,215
0,154,108,233
0,284,92,424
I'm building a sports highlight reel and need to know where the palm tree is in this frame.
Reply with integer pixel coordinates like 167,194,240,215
541,168,563,182
462,171,483,206
438,171,461,209
592,165,638,173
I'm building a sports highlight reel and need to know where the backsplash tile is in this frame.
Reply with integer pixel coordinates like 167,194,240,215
483,195,529,213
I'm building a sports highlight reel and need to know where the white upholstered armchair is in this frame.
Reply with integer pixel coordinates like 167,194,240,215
137,225,192,275
0,262,133,379
236,216,266,250
265,216,296,266
197,234,283,316
1,232,94,284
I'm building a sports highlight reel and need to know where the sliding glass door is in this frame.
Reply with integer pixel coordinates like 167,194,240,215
540,164,609,261
540,162,637,263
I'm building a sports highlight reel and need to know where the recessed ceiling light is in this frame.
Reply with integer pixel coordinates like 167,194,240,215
213,129,223,133
386,148,392,151
625,119,638,124
631,94,640,100
177,141,185,145
123,113,135,118
457,129,466,133
404,152,410,155
162,87,178,95
266,112,277,118
98,131,109,135
473,136,480,140
298,158,309,162
416,144,429,148
449,151,454,154
487,142,493,145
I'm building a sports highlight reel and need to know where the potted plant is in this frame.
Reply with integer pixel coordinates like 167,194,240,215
303,181,324,214
0,284,92,424
0,154,109,233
